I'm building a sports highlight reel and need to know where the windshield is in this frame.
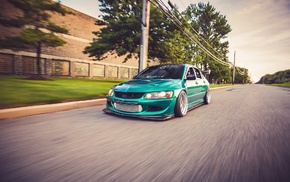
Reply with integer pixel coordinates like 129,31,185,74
135,65,185,79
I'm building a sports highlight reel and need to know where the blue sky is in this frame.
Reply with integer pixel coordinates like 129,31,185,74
58,0,290,82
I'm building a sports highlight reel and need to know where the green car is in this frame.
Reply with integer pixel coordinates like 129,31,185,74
103,64,211,120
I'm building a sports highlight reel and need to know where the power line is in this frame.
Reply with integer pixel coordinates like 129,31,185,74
236,66,245,75
151,0,232,67
177,0,187,10
153,0,230,67
168,0,225,59
189,0,194,4
151,0,248,76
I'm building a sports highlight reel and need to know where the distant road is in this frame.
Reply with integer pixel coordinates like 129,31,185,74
0,84,290,182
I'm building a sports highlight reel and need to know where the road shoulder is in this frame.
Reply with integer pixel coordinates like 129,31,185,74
0,99,106,119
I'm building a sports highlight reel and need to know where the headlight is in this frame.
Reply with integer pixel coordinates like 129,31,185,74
108,88,114,96
144,91,173,99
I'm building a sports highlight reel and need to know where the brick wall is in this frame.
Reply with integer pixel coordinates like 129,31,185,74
0,0,159,68
0,50,139,79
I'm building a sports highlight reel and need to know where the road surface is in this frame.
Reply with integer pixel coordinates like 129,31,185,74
0,84,290,182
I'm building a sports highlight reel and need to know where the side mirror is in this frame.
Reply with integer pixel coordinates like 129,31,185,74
202,70,211,75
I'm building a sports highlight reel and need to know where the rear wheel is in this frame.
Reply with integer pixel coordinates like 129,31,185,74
204,90,211,104
175,91,188,117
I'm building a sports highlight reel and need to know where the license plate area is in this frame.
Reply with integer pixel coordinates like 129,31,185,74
114,103,142,112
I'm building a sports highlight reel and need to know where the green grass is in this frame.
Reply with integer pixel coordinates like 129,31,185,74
0,75,124,109
0,75,236,109
267,82,290,88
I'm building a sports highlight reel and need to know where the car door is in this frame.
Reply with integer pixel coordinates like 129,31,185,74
194,68,207,100
185,67,201,106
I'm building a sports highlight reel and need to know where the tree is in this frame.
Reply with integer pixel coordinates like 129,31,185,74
84,0,186,66
0,0,69,77
257,69,290,84
85,0,236,80
234,67,249,84
163,29,191,64
184,2,232,83
162,4,199,65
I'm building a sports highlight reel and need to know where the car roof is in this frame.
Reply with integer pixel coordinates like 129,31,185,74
149,64,199,69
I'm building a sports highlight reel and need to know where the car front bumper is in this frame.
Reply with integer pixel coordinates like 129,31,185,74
103,108,174,121
103,96,177,120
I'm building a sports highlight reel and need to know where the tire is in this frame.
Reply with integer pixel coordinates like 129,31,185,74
204,90,211,104
175,91,188,117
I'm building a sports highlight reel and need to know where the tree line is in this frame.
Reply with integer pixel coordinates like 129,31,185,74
0,0,249,83
257,69,290,84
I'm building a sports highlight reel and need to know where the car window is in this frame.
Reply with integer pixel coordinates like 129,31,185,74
194,68,202,79
186,67,195,79
135,65,185,79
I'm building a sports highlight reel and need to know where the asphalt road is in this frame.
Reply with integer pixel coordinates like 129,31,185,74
0,84,290,182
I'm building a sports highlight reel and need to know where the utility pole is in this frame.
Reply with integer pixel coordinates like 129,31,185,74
139,0,150,73
232,51,236,85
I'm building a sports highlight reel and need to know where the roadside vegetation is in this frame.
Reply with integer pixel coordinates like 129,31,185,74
0,76,123,109
257,69,290,84
267,82,290,88
257,69,290,88
1,75,235,109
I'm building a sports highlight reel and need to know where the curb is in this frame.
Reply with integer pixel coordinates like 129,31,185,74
0,98,106,120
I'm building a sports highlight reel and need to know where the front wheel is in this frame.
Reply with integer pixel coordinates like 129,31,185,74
204,90,211,104
175,91,188,117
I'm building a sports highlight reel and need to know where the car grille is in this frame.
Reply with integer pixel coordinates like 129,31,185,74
114,103,142,112
115,92,145,99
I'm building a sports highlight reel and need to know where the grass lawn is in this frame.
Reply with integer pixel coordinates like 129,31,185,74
0,75,123,109
0,75,235,109
267,82,290,88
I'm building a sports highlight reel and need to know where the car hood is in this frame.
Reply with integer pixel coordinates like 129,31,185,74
114,79,183,93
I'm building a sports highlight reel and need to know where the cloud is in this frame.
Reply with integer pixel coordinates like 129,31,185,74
178,0,290,81
221,0,290,81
